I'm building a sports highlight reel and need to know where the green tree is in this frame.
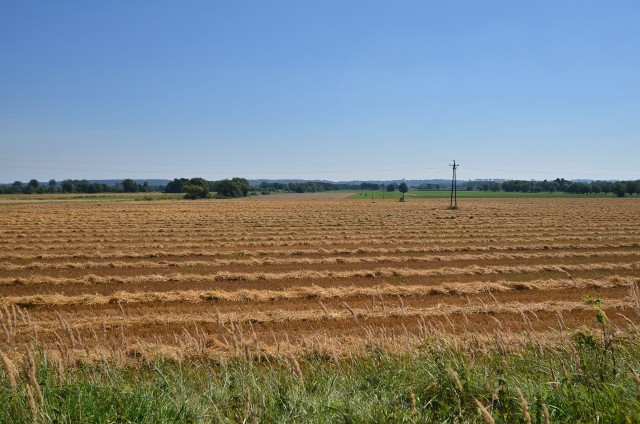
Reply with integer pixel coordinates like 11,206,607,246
77,179,90,193
61,179,74,193
231,178,251,196
11,181,23,194
27,179,40,193
48,179,57,193
182,177,210,199
184,184,209,199
215,179,243,197
386,183,397,192
613,182,626,197
214,178,251,198
626,181,639,196
121,179,139,193
399,182,408,202
189,178,210,191
165,178,190,193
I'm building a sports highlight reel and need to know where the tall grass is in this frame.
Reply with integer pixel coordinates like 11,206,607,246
2,331,640,423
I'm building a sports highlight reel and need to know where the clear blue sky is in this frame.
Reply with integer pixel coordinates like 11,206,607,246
1,1,639,182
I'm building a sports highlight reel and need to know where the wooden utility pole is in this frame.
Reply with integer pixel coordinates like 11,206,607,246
449,160,459,208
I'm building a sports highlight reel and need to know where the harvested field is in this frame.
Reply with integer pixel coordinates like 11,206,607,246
1,197,639,361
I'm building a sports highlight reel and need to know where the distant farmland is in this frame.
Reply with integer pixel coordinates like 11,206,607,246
1,196,639,358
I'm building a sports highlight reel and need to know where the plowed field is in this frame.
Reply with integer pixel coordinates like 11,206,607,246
1,197,639,361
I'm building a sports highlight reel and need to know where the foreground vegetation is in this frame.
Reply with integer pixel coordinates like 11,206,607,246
2,329,640,423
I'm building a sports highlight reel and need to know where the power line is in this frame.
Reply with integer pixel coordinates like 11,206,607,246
449,160,459,209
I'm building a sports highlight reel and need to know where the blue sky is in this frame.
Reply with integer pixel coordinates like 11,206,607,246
1,1,639,182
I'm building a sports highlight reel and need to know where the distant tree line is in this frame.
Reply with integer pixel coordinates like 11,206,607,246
257,181,410,194
409,178,639,196
0,179,163,194
474,178,640,197
256,181,355,194
165,177,253,199
414,183,445,190
3,177,639,198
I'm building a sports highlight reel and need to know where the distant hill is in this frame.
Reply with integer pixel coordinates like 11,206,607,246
248,179,323,187
85,179,171,187
249,179,506,187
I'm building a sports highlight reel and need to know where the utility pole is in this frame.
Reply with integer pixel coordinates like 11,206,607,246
449,160,459,209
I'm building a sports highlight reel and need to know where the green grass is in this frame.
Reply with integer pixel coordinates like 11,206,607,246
348,190,621,200
3,332,640,423
0,192,184,204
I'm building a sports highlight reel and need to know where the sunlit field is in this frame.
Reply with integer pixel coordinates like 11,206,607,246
1,196,640,422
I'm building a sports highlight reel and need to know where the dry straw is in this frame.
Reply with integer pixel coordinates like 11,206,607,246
25,350,44,405
26,384,39,420
341,302,357,322
289,354,304,387
243,387,251,422
473,398,495,424
318,301,330,319
516,387,532,424
408,386,417,415
3,262,638,291
543,404,551,424
0,349,17,390
3,275,637,309
449,368,463,392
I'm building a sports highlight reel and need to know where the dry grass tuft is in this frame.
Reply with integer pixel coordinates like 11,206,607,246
516,387,532,424
0,349,17,390
474,398,495,424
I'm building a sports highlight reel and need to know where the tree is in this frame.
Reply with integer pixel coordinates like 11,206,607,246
189,178,210,190
386,183,397,192
231,178,251,196
613,182,627,197
184,184,209,199
11,181,23,194
121,179,139,193
360,182,379,190
214,178,251,198
180,178,210,199
77,179,90,193
399,182,408,202
165,178,190,193
48,179,57,193
626,181,639,196
61,180,73,193
555,178,569,193
27,179,40,193
215,179,243,197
